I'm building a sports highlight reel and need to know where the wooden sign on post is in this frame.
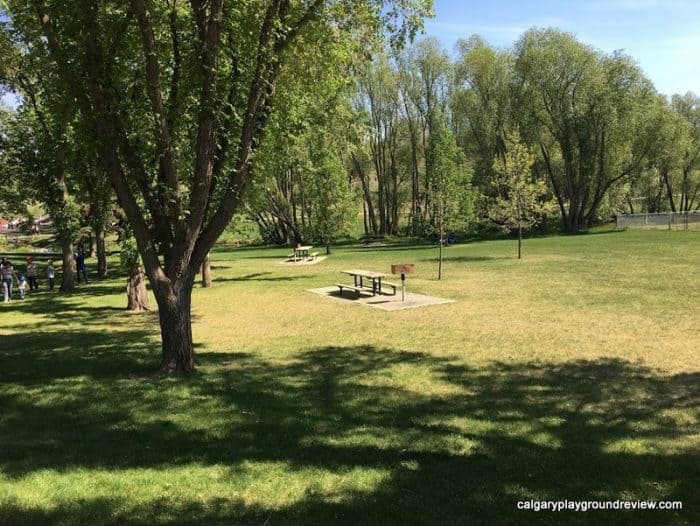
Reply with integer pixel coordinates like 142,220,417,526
391,264,415,275
391,264,415,301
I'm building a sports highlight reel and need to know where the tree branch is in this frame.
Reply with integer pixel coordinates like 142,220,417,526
78,0,166,284
129,0,183,228
275,0,325,54
186,0,224,250
166,0,182,132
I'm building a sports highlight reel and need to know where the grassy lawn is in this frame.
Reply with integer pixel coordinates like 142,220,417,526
1,230,698,525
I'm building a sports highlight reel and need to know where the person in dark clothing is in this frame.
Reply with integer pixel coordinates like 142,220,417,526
75,249,89,284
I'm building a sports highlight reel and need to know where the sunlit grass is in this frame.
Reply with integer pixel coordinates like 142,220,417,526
1,229,698,525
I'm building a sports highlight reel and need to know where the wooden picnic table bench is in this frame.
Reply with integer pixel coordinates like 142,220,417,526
381,281,398,295
334,283,364,299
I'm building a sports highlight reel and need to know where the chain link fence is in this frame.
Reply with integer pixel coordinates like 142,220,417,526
616,212,700,231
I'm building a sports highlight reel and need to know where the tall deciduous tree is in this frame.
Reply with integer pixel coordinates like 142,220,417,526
0,106,81,291
397,38,451,233
489,132,551,259
669,93,700,212
428,115,472,279
632,97,689,213
0,104,25,217
452,35,514,187
304,138,355,253
0,15,83,291
247,23,360,246
2,0,432,372
356,53,405,236
515,29,657,232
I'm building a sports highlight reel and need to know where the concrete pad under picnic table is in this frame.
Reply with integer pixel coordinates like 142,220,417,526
306,286,455,311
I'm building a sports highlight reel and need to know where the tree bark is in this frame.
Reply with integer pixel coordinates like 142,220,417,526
126,264,149,311
362,199,368,235
437,210,445,281
88,231,96,257
404,98,421,234
201,252,212,287
59,236,75,292
354,155,377,235
96,226,107,277
154,276,195,373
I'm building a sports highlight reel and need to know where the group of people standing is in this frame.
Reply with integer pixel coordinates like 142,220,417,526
1,249,89,302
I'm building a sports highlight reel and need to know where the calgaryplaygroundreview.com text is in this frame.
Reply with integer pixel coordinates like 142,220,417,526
517,500,683,512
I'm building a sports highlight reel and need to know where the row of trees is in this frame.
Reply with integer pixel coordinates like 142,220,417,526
245,35,475,255
352,30,699,240
249,28,699,253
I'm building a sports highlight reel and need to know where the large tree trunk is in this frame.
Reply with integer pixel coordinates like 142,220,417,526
201,252,212,287
404,101,421,235
390,148,400,235
126,264,149,311
437,226,443,280
96,226,107,277
362,199,368,235
59,235,75,292
662,167,677,212
563,209,586,233
353,154,377,235
376,156,387,236
154,276,196,373
88,231,96,257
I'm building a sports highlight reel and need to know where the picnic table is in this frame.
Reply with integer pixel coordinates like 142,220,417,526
291,245,313,262
340,269,388,296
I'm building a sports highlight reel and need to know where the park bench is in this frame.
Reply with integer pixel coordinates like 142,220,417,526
309,251,320,260
334,283,364,299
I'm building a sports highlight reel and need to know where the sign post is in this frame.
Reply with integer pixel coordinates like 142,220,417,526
391,264,415,301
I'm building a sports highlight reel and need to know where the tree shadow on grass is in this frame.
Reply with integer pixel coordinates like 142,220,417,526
422,255,510,263
4,281,127,301
1,292,157,332
212,250,291,259
0,329,157,385
0,343,697,525
563,228,622,237
346,243,436,254
212,272,317,284
69,282,128,297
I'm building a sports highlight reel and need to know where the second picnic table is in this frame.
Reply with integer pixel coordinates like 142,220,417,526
292,245,313,262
